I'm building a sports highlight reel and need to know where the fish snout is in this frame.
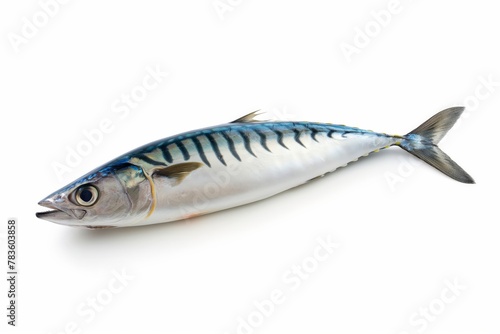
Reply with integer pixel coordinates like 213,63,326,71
36,197,87,223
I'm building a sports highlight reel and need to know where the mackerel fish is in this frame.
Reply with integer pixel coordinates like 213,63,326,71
36,107,474,228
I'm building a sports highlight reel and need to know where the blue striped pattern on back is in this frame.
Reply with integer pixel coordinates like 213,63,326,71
55,122,387,196
119,122,385,168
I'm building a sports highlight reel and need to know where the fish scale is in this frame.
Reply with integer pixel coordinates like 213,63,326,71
127,122,398,225
36,108,474,228
133,122,377,170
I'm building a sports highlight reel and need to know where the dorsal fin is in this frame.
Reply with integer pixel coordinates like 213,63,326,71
231,110,265,123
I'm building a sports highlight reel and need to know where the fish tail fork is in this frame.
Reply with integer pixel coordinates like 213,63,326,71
397,107,475,184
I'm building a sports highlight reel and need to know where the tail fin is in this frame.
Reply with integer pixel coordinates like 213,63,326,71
397,107,475,184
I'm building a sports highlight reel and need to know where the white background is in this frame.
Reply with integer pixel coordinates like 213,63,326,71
1,0,499,333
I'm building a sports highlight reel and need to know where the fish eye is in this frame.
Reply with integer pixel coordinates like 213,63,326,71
75,185,99,206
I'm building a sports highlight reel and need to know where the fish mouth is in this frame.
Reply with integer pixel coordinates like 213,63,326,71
36,199,117,229
36,199,87,223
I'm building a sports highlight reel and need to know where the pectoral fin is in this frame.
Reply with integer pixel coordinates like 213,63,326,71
153,162,203,185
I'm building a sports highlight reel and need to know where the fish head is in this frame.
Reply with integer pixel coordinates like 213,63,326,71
36,163,153,228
